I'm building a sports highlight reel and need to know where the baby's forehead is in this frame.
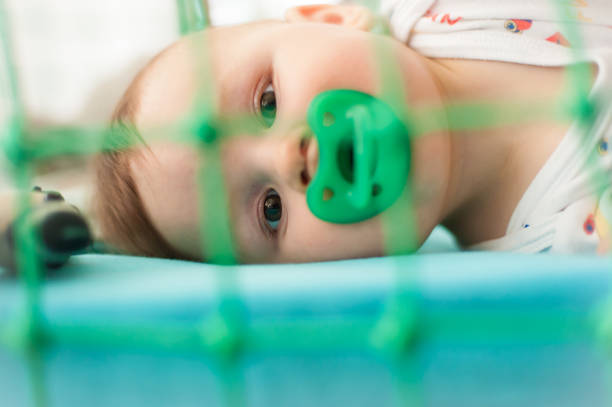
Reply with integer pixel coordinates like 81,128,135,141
134,20,283,130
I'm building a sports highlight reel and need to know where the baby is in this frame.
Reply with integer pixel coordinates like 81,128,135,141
94,1,612,264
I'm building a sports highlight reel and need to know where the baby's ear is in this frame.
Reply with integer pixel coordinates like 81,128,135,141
285,4,374,31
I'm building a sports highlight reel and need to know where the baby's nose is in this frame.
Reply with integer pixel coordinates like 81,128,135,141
302,135,319,187
275,127,314,193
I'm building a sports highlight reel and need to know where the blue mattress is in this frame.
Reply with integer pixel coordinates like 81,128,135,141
1,228,612,406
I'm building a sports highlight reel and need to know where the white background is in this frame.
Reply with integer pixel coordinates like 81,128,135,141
0,0,338,190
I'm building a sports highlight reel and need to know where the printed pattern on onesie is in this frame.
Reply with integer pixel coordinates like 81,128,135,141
381,0,612,66
470,51,612,254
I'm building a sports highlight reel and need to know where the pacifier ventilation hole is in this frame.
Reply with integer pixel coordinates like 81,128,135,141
323,112,335,127
372,184,382,197
323,188,334,201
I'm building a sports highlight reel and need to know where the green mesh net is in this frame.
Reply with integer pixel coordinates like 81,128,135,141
0,0,609,406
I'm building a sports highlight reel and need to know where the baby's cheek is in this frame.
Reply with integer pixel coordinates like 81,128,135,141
275,30,378,116
283,218,384,262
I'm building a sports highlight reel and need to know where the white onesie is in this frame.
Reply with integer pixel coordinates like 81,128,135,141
381,0,612,253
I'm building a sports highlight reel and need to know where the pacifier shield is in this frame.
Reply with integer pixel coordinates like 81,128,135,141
306,90,411,224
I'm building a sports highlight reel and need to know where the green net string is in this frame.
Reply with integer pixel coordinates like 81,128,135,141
178,0,210,36
182,5,245,404
0,0,49,405
367,27,423,404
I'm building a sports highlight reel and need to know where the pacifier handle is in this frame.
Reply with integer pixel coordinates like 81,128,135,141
347,105,374,209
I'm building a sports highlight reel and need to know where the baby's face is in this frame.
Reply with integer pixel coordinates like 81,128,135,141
130,13,426,263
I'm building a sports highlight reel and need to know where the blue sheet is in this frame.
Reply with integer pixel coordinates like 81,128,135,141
1,244,612,406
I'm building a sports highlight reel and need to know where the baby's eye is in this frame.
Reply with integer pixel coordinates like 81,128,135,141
259,84,277,128
262,188,282,231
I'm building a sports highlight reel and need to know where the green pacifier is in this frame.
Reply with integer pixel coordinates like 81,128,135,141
306,90,411,224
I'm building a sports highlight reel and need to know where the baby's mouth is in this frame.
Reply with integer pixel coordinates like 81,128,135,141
300,133,319,187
